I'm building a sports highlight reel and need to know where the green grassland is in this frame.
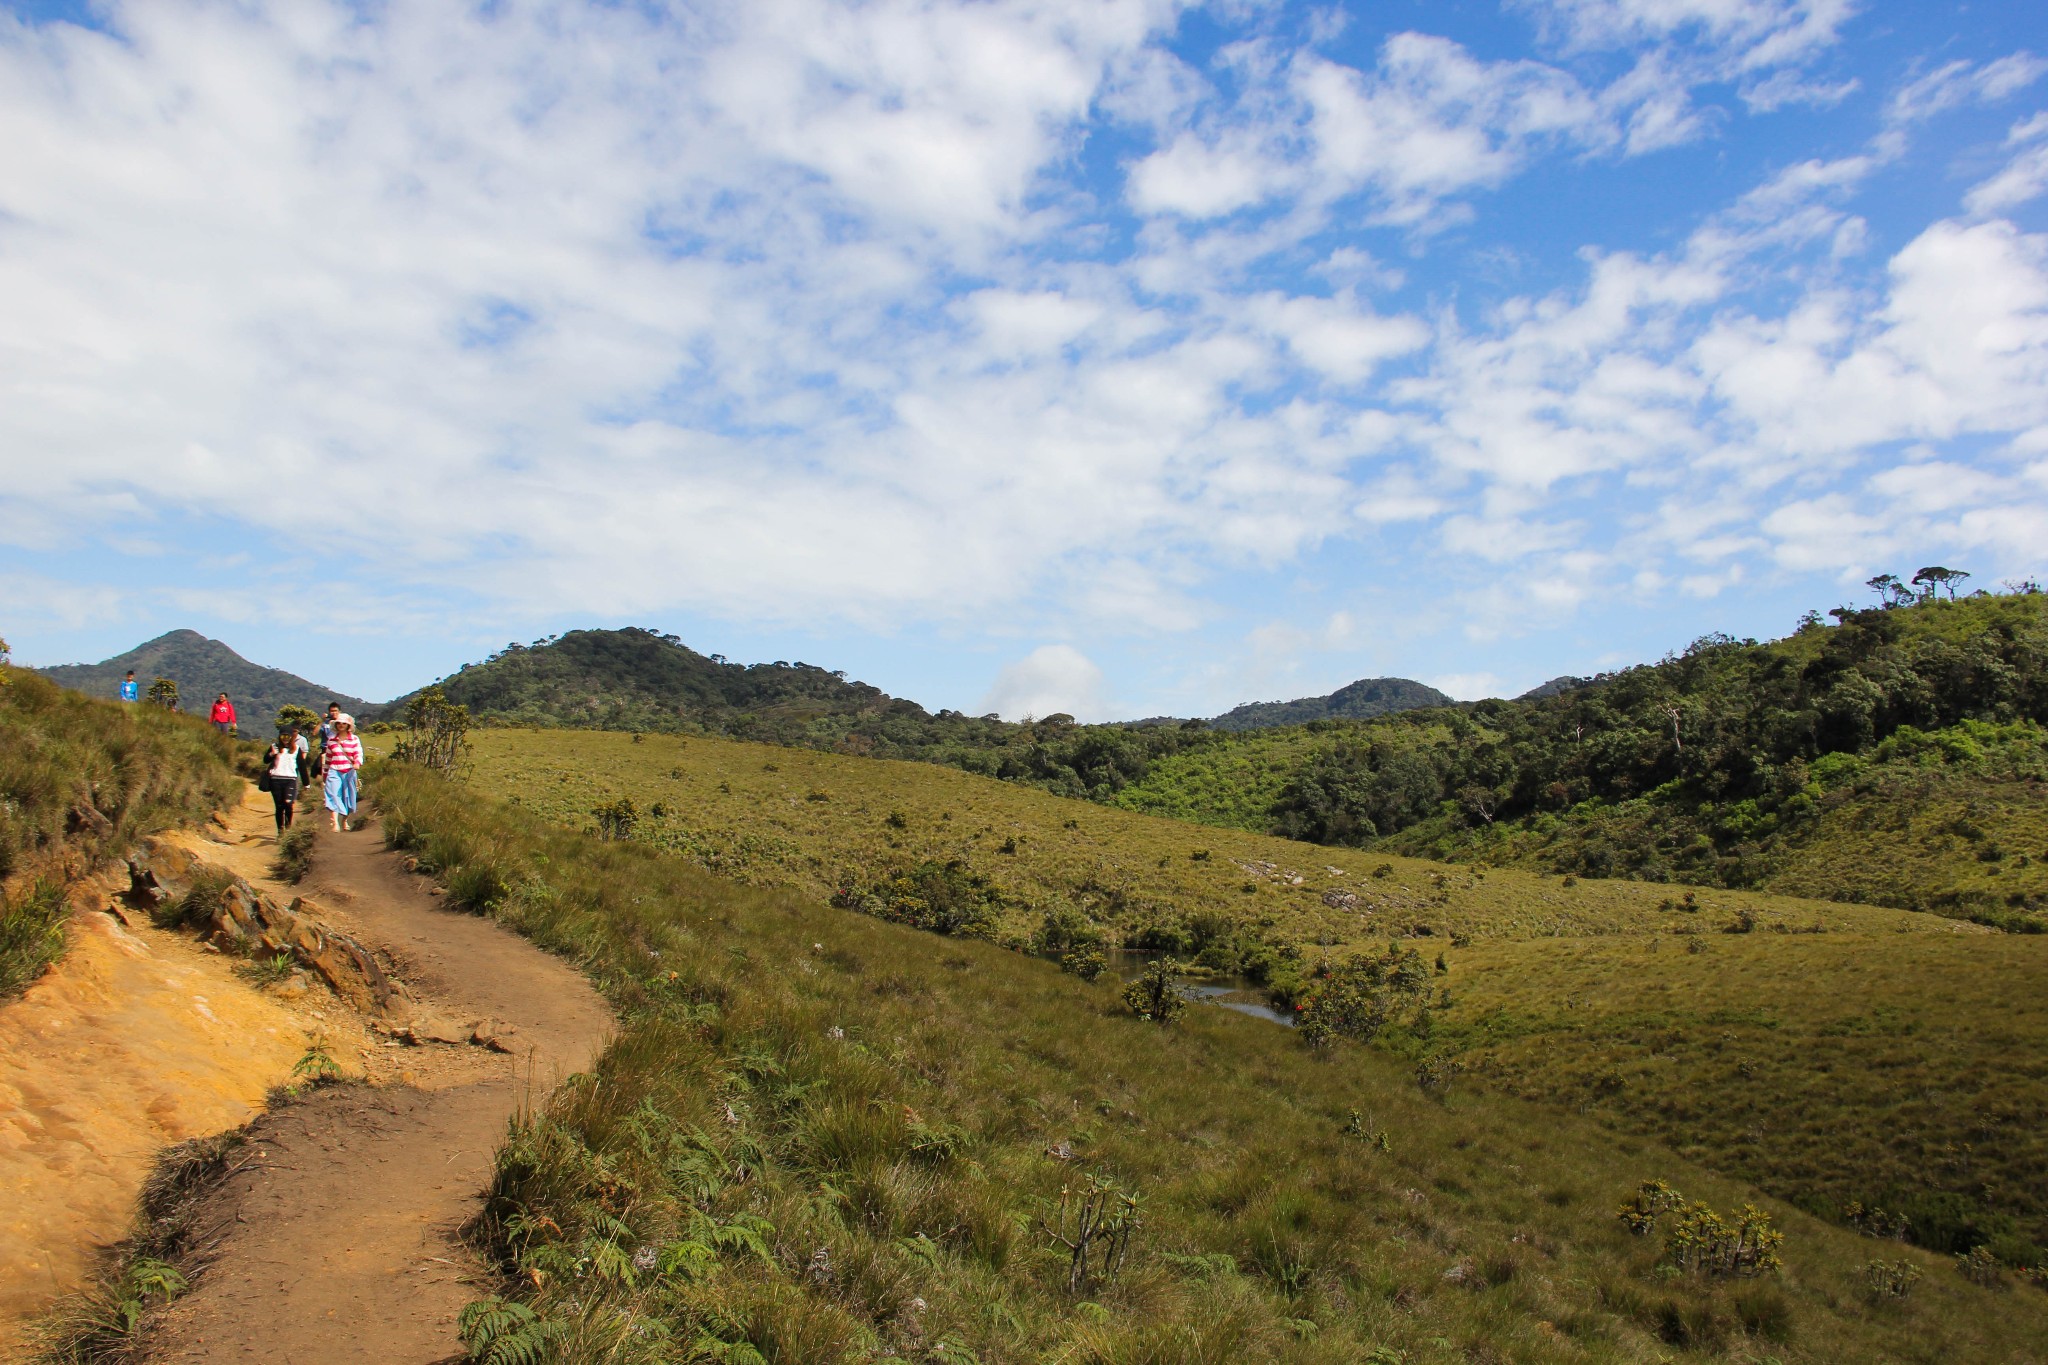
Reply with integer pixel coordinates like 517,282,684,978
463,727,2048,1269
375,760,2048,1363
467,729,1895,951
1,659,241,996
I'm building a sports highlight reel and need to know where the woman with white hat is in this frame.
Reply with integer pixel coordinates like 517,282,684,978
322,713,365,832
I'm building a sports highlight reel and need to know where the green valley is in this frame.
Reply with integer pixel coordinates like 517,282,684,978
452,725,2048,1276
378,756,2048,1362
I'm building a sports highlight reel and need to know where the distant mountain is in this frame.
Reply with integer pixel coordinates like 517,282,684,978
37,629,367,733
1517,675,1592,701
395,627,926,734
1209,676,1454,732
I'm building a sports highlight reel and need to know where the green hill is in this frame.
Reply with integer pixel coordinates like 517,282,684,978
1210,676,1454,731
36,629,365,735
389,627,918,734
1106,592,2048,930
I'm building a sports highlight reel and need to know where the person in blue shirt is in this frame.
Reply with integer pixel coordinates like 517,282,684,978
119,671,139,702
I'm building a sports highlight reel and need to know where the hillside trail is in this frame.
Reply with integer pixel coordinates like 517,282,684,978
141,786,612,1365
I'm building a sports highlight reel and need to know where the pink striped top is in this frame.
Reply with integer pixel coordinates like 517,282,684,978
324,735,365,773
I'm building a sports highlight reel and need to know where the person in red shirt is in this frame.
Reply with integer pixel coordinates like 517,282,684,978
210,693,238,736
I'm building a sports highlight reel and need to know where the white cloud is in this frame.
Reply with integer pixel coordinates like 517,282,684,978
1739,67,1858,112
1127,32,1614,227
1516,0,1858,71
1243,290,1429,382
3,0,2044,687
1887,52,2047,125
1430,671,1506,700
1128,134,1295,217
1966,140,2048,217
979,644,1107,720
5,0,1366,632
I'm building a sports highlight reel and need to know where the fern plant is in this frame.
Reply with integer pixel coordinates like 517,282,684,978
459,1297,564,1365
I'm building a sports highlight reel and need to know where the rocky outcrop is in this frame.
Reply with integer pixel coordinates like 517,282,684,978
210,887,411,1019
123,839,414,1023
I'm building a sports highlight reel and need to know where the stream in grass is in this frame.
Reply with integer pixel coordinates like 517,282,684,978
1105,949,1296,1027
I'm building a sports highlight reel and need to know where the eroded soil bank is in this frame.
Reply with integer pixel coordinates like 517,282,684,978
3,783,611,1362
0,813,323,1354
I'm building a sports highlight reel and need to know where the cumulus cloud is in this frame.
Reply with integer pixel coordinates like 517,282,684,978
979,644,1108,721
2,0,2044,697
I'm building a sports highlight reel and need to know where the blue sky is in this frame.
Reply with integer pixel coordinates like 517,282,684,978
3,0,2045,719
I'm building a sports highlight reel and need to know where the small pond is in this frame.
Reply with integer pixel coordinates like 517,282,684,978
1107,949,1295,1028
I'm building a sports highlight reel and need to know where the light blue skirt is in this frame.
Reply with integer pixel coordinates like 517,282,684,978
324,767,358,815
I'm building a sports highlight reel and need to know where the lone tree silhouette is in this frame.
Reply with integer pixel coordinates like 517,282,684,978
1911,566,1970,601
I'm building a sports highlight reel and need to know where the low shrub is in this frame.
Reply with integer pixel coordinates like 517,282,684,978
1120,957,1186,1023
444,860,510,915
0,667,237,886
1957,1245,2006,1289
32,1131,244,1363
1863,1258,1921,1300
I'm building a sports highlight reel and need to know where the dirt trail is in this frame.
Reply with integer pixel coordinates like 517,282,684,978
140,788,612,1364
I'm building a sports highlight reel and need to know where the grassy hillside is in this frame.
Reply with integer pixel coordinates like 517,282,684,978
460,727,2048,1268
0,652,241,994
1111,593,2048,927
376,758,2048,1363
36,628,366,733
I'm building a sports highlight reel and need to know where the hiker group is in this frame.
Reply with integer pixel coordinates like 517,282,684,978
263,702,365,835
118,674,364,836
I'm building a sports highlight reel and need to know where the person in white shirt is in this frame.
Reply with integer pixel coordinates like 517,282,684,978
265,726,308,833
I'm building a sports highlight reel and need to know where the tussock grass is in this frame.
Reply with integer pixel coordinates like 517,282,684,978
376,761,2048,1362
0,666,240,888
271,824,316,884
0,879,70,998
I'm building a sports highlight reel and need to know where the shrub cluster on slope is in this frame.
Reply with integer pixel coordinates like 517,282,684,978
387,595,2048,923
374,760,2048,1363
